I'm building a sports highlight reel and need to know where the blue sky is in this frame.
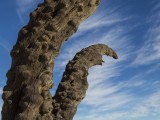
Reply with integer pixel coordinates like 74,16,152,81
0,0,160,120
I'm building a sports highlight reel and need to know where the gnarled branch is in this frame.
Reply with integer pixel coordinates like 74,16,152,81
52,44,118,120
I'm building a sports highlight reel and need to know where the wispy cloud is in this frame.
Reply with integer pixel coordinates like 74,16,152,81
132,3,160,66
74,89,160,120
16,0,36,7
0,37,11,53
151,1,160,12
0,42,10,53
0,88,2,95
16,0,42,23
73,13,130,38
79,67,160,115
145,63,160,74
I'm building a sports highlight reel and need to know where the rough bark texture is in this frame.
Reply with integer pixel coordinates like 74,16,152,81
2,0,101,120
52,44,118,120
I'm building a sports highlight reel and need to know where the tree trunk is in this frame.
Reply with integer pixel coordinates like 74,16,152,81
2,0,118,120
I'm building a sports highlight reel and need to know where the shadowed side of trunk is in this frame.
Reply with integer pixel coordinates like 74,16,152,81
2,0,101,120
52,44,118,120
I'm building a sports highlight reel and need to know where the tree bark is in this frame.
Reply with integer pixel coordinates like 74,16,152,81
2,0,101,120
52,44,118,120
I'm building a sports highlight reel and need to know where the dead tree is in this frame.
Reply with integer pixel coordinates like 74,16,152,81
1,0,118,120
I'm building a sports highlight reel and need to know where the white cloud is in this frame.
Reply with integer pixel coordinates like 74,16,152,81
0,37,11,53
0,88,2,94
145,63,160,74
117,74,145,88
16,0,42,23
132,4,160,66
151,1,160,12
131,91,160,118
16,0,36,6
79,68,159,116
74,90,160,120
75,14,130,37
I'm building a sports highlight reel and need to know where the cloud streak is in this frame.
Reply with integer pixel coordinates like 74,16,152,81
0,88,2,95
16,0,42,23
132,3,160,65
0,37,11,53
74,89,160,120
